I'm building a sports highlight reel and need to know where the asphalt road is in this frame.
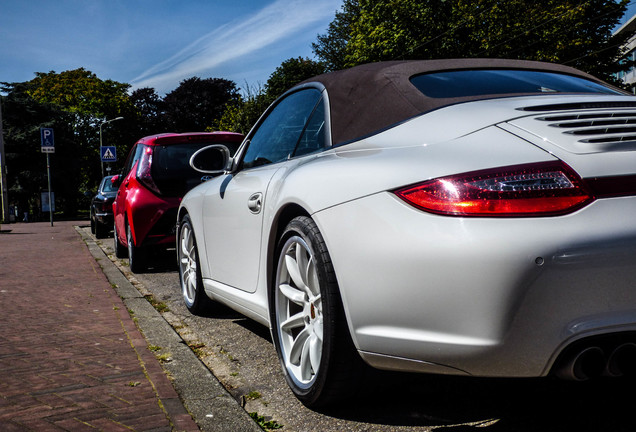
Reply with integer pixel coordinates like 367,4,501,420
88,226,636,432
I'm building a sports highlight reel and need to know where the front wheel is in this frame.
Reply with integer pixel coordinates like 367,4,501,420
178,214,212,314
271,216,361,407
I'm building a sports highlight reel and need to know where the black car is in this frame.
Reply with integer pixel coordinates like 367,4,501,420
90,175,117,238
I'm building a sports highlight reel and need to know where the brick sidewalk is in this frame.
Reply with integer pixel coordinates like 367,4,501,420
0,221,199,431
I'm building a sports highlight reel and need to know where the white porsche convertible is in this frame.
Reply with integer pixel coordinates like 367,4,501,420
177,59,636,407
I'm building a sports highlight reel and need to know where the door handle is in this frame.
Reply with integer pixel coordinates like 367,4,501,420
248,193,263,214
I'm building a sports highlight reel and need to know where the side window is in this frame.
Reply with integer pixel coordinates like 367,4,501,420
294,100,326,157
242,89,322,169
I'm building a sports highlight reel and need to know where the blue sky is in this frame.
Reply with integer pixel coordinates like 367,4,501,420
2,1,636,96
0,0,342,95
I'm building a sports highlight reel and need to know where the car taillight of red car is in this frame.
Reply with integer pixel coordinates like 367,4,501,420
137,145,161,195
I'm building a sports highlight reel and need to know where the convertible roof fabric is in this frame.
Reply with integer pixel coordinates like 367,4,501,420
298,59,617,145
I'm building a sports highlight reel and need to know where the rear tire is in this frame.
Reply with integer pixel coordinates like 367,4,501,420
95,221,108,239
271,216,361,407
178,214,212,314
114,221,127,258
127,223,146,273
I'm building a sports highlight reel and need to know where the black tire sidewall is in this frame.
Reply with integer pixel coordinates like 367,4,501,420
127,223,145,273
271,216,342,406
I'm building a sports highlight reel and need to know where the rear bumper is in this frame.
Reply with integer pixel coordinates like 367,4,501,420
314,192,636,377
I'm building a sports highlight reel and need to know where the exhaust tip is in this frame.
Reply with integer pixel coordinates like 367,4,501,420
606,342,636,377
556,346,605,381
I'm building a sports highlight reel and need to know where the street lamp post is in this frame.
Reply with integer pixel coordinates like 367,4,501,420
99,117,123,178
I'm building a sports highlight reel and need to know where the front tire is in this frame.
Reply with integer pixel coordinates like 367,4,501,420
271,216,360,407
127,223,146,273
178,214,212,314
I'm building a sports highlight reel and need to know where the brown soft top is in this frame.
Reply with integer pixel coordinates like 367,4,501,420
298,59,614,145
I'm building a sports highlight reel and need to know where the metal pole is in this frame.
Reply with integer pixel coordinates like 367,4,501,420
99,117,123,179
99,122,104,178
46,152,53,227
0,98,9,224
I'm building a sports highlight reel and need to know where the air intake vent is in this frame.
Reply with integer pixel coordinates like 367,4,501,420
520,102,636,112
535,111,636,145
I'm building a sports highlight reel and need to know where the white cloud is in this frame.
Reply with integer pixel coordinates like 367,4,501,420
130,0,340,93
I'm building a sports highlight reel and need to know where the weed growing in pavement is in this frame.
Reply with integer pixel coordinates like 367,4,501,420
249,412,283,431
148,345,161,352
245,391,262,401
127,381,141,387
187,342,206,356
219,346,236,361
156,352,172,363
145,294,169,313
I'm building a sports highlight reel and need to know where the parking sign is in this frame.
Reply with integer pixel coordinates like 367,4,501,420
40,128,55,153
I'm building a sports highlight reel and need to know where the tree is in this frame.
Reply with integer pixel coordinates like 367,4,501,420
163,77,240,132
1,81,74,219
130,87,165,137
265,57,327,100
314,0,633,84
312,0,360,71
3,69,135,217
215,57,327,135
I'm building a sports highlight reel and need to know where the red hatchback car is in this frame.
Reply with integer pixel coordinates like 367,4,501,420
112,131,244,272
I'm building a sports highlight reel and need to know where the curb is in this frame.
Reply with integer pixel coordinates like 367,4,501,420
76,226,262,432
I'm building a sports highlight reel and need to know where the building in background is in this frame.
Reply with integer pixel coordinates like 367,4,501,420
614,12,636,91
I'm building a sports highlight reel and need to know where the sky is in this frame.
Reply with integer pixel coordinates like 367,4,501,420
2,1,636,97
0,0,342,95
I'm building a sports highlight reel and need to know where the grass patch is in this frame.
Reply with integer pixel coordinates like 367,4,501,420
156,352,172,363
245,391,262,401
145,294,169,313
249,412,283,431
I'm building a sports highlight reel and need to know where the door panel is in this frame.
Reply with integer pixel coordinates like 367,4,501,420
202,166,280,292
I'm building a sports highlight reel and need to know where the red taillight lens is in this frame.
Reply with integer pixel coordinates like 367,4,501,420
137,146,161,194
394,162,594,217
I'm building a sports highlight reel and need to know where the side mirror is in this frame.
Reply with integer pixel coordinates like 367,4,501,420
111,175,121,187
190,145,231,174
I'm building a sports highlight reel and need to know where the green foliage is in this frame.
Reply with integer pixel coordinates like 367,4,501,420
163,77,240,132
312,0,361,71
248,412,283,431
212,83,270,135
28,68,132,117
314,0,633,85
5,69,137,216
264,57,327,100
214,57,326,135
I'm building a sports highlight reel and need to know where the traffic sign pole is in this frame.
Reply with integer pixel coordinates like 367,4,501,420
46,153,53,227
40,128,55,226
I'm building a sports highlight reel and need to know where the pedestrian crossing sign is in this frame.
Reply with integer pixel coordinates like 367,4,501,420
100,146,117,162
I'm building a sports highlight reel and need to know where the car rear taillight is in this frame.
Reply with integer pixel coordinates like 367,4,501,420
137,146,161,194
394,162,594,217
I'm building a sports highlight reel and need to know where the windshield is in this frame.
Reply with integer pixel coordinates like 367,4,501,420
101,177,118,193
410,69,623,99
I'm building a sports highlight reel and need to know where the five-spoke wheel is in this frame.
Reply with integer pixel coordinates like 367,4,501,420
178,214,211,314
272,216,359,407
